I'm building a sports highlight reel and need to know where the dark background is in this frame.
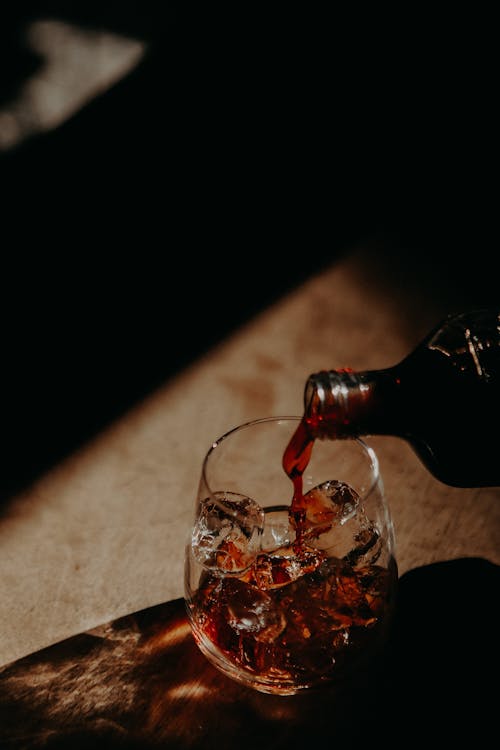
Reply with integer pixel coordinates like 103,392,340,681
1,4,497,498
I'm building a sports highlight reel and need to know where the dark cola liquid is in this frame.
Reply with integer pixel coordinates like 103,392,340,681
282,417,315,544
194,555,393,689
190,421,395,691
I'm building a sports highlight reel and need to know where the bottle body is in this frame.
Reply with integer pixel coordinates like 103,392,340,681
304,309,500,488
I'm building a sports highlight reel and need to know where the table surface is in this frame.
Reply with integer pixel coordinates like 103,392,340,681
1,246,498,746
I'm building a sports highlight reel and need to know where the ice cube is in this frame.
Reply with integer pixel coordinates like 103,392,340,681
301,480,382,567
224,579,287,642
293,480,360,539
260,506,295,552
343,524,383,568
313,506,382,566
192,491,264,574
250,545,324,590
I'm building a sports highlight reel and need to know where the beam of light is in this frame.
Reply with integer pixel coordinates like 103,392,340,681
0,18,147,151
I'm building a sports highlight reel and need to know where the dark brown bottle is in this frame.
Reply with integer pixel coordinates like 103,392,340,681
303,309,500,488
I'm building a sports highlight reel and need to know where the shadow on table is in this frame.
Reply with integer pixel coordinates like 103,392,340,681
1,5,497,503
0,557,496,748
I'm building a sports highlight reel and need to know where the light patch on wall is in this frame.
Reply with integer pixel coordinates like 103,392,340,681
0,18,147,151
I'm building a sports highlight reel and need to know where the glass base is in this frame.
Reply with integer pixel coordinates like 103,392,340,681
189,624,321,695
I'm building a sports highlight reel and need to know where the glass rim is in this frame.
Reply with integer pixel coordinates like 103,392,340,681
201,415,381,500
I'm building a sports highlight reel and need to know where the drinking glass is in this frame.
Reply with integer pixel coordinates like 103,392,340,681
184,416,397,695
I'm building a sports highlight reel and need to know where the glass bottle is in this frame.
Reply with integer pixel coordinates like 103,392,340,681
303,309,500,488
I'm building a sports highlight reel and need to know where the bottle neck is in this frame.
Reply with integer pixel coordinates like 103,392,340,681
304,369,394,439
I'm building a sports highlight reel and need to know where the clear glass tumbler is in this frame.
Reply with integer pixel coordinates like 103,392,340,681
184,416,397,695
